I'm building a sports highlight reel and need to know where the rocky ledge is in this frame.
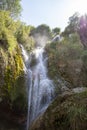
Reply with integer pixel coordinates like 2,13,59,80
30,87,87,130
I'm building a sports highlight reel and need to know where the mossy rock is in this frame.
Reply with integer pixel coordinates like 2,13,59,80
30,91,87,130
12,75,27,114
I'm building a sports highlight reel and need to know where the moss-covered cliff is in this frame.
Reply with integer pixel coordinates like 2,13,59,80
0,35,27,112
0,11,35,130
0,11,35,113
0,11,35,123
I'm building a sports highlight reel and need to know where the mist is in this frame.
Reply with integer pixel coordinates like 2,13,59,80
33,33,51,47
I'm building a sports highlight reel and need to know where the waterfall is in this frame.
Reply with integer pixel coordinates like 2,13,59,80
21,45,54,130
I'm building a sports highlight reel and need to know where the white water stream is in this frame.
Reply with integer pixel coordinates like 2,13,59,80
21,45,54,130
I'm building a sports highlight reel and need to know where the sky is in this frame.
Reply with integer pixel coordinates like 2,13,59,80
21,0,87,31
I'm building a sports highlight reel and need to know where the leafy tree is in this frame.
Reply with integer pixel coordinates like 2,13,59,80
29,26,35,36
0,0,22,18
16,23,35,51
68,12,79,31
0,11,35,51
0,11,19,51
0,11,21,37
78,15,87,48
62,12,79,36
52,27,60,35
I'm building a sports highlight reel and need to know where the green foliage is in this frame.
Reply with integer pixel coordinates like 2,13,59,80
0,11,18,52
47,32,83,64
67,92,87,130
78,15,87,48
62,12,87,49
30,91,87,130
0,0,22,18
0,11,29,111
60,33,83,60
0,11,11,28
0,44,27,111
81,50,87,69
68,106,87,130
0,11,35,52
16,23,35,51
52,27,61,36
3,46,23,94
0,28,17,52
62,12,79,37
46,32,87,87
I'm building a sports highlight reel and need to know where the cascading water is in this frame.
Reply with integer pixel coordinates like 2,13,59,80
21,45,54,130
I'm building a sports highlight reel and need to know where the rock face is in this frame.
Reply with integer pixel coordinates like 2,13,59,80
0,43,27,112
30,90,87,130
0,42,27,130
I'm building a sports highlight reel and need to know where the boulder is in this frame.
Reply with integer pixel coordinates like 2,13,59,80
30,90,87,130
